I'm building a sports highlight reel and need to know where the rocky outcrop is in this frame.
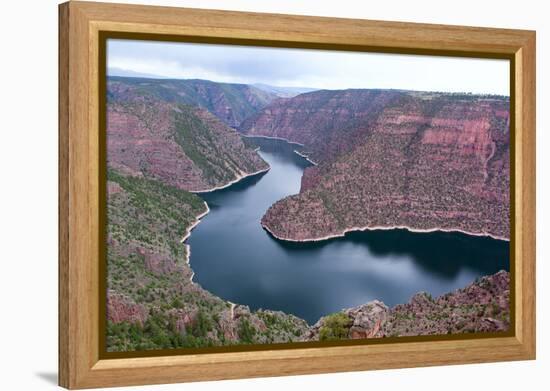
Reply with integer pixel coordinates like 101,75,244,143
305,271,510,341
166,308,199,336
306,300,388,340
347,301,389,339
244,90,510,241
107,291,148,326
140,248,177,276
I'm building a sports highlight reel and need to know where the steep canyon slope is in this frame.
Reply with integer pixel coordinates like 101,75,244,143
240,89,510,241
106,78,311,351
106,170,309,351
109,76,278,127
107,79,269,192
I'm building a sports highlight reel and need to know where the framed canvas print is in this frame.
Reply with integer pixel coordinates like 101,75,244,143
58,1,536,389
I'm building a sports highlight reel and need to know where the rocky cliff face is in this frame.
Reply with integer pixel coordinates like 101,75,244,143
240,89,402,163
305,271,510,341
107,291,148,326
242,90,510,240
108,76,278,128
107,94,269,192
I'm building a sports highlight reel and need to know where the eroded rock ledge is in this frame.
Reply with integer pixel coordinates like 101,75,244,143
305,270,510,341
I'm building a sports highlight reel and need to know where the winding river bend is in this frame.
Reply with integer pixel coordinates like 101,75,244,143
188,137,509,324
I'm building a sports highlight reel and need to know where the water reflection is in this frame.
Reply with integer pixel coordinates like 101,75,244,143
189,137,509,324
272,229,509,279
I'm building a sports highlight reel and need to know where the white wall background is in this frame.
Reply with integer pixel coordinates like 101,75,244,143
0,0,546,389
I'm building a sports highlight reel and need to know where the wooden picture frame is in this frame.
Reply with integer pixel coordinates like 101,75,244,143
59,1,536,388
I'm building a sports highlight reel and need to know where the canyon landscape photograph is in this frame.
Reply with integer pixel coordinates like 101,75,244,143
104,39,511,352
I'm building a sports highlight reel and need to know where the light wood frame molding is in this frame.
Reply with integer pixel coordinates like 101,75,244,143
59,1,536,388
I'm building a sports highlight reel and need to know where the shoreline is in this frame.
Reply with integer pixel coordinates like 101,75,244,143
241,133,305,147
190,166,270,194
242,133,319,166
180,203,209,283
182,143,272,283
243,132,319,165
180,163,271,282
293,149,318,166
261,220,510,243
180,201,210,264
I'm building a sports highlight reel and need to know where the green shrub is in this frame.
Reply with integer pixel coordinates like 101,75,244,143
319,313,352,341
171,297,184,309
191,310,213,338
237,318,256,344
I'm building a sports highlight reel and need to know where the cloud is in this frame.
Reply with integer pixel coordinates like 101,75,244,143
107,39,509,95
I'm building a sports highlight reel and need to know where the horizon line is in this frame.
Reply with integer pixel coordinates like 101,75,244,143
106,71,510,97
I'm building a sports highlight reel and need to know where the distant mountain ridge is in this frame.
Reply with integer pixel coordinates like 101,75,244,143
253,83,318,98
108,76,279,128
107,67,169,79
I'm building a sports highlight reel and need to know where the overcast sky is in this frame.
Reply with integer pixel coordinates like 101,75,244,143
107,39,509,95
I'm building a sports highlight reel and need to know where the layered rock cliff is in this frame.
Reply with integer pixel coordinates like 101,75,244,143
241,90,510,240
107,90,269,192
240,89,402,163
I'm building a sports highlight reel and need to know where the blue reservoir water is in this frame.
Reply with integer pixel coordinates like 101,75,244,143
188,138,509,324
